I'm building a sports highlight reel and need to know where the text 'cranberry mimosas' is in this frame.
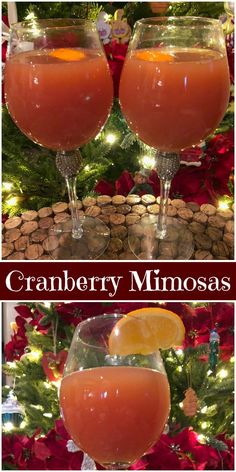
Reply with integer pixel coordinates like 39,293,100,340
119,47,230,152
5,48,113,150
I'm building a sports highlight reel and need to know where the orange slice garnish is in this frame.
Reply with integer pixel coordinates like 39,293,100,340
49,48,85,61
109,307,185,355
136,50,174,62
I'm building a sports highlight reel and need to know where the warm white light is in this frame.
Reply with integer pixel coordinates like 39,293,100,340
51,379,62,390
20,420,27,429
3,422,14,432
197,434,206,443
31,404,43,410
218,368,228,379
230,356,234,363
218,200,229,211
28,349,42,361
207,369,213,376
43,412,53,418
44,302,51,308
44,381,52,390
179,402,183,408
201,406,208,414
84,165,90,171
105,133,117,144
6,196,18,206
201,422,208,430
7,361,16,368
176,349,183,356
2,182,13,191
139,154,155,169
25,12,37,20
177,366,182,372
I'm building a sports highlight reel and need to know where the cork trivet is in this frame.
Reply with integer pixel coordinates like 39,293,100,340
7,252,25,260
97,195,112,206
25,244,44,260
43,236,59,252
171,199,186,208
126,214,141,225
132,204,147,215
116,204,131,215
31,229,48,243
101,205,117,215
38,207,53,218
141,194,156,205
107,238,123,253
54,212,71,224
109,214,126,226
186,202,200,213
2,196,234,260
208,215,225,229
167,205,178,217
5,228,21,243
217,209,234,220
110,225,127,239
15,235,30,251
157,196,171,205
21,210,38,221
69,200,83,211
2,242,14,258
194,250,214,260
52,202,68,214
4,216,22,230
112,195,126,205
177,207,193,221
38,217,54,230
126,195,141,205
147,204,160,215
85,206,101,217
21,221,38,235
225,220,234,233
200,203,216,216
193,212,208,224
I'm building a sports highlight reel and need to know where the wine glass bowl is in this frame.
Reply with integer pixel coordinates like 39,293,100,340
119,17,230,260
59,314,170,470
4,19,113,260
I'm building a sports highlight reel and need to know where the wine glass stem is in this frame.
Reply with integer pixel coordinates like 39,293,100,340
65,175,83,239
158,178,171,236
156,151,180,238
56,150,83,239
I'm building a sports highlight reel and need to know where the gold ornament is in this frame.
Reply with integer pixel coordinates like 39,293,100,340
182,387,199,417
111,9,131,44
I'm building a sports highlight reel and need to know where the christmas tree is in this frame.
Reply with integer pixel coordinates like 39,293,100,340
2,2,234,216
2,302,234,470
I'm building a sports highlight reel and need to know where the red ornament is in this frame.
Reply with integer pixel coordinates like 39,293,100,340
42,350,68,382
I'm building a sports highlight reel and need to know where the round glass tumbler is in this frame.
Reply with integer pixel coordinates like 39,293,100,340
119,17,230,260
59,314,170,470
4,19,113,260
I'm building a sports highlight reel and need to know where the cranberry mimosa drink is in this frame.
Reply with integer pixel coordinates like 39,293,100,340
5,49,113,150
4,19,113,260
60,366,170,465
119,17,230,260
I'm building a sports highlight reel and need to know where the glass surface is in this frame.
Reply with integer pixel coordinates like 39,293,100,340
5,19,113,259
59,314,170,470
119,17,230,260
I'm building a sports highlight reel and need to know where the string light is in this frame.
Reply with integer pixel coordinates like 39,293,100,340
6,196,18,207
43,412,53,418
84,165,91,171
176,366,183,372
3,422,14,432
201,406,208,413
27,349,42,361
139,154,156,169
44,302,51,308
20,420,27,429
218,200,230,211
7,361,16,368
230,356,234,363
105,133,118,144
176,349,183,356
197,434,206,443
201,422,208,430
179,402,183,408
217,368,228,379
2,182,13,191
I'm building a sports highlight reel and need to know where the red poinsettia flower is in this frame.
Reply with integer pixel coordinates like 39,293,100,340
104,41,128,96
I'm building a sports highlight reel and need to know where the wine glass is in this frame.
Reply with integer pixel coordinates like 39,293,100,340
119,17,230,260
59,313,170,470
4,19,113,260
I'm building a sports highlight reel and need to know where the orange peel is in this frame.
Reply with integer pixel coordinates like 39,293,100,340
136,50,174,62
49,48,85,62
109,307,185,356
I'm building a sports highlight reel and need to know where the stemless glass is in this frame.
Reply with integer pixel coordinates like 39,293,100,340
119,17,230,260
4,19,113,260
59,314,170,470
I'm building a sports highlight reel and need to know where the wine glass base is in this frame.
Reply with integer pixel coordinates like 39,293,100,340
49,216,110,260
102,461,132,470
128,215,194,260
